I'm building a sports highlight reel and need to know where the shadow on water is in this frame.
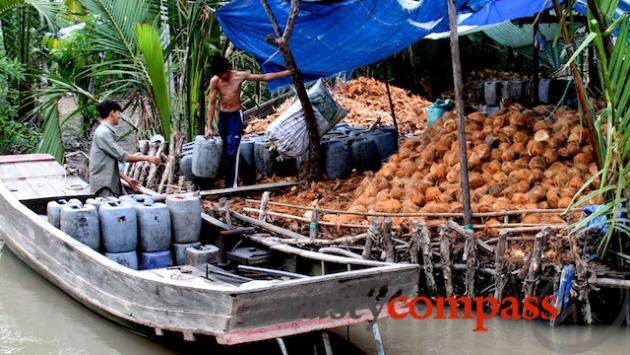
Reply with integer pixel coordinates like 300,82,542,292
0,239,364,355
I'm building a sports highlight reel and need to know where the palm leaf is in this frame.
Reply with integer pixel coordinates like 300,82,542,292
135,23,171,138
0,0,58,29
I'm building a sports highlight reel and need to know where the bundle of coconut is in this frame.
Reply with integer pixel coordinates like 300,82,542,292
326,104,600,226
244,77,430,135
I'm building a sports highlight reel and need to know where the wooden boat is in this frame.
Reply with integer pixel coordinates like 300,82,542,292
0,154,419,345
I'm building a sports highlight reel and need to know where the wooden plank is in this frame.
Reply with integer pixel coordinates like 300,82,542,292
0,154,55,164
198,181,300,197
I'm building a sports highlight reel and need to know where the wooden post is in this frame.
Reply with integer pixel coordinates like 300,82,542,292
409,222,422,264
464,232,477,298
523,228,550,297
260,0,322,181
570,232,593,325
382,217,395,262
363,219,381,260
146,141,166,190
439,225,453,297
447,0,473,230
418,221,436,296
309,207,319,241
258,191,271,222
494,230,508,303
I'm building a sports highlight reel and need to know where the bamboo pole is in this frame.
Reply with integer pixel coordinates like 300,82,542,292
244,199,574,218
571,232,593,324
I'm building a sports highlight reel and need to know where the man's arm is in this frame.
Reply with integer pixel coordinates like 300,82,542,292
96,132,160,165
127,154,160,164
119,171,141,192
205,77,219,137
244,69,292,82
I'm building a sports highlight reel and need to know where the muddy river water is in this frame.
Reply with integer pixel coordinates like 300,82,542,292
1,237,628,355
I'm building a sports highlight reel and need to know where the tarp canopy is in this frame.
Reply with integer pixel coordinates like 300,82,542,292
216,0,626,89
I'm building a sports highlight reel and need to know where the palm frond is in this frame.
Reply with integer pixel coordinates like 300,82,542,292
0,0,58,29
135,22,171,138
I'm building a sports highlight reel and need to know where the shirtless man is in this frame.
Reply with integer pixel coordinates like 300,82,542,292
205,55,292,188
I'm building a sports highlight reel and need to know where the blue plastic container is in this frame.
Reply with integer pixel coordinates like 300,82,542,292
60,203,101,250
136,202,172,252
140,250,173,270
351,138,381,173
99,201,138,253
166,195,201,243
173,242,202,266
322,139,352,180
105,251,139,270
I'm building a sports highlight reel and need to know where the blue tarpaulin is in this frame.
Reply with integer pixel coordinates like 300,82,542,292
216,0,627,89
217,0,458,90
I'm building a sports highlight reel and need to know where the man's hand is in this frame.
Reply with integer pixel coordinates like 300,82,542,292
148,155,161,165
205,126,214,138
127,177,141,192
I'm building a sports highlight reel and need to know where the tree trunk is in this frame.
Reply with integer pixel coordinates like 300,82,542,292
261,0,321,181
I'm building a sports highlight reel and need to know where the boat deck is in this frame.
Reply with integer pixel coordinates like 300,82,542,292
0,154,91,201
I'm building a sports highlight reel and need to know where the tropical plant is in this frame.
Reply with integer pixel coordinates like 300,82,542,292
565,0,630,261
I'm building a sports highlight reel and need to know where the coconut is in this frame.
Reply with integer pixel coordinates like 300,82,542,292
523,215,541,224
425,186,441,202
375,199,402,213
528,156,547,171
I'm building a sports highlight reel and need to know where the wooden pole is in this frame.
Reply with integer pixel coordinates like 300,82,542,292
570,232,593,324
258,191,271,222
447,0,473,230
464,232,477,298
409,222,422,265
363,219,381,260
532,21,540,104
494,230,508,303
382,217,395,262
439,225,453,297
523,228,549,297
418,221,436,296
309,207,319,241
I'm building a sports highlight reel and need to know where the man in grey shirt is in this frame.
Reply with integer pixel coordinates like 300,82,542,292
89,101,160,197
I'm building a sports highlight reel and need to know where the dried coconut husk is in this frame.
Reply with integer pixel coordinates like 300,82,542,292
558,197,572,208
468,152,484,170
509,169,530,182
568,126,585,142
541,214,565,224
375,189,390,201
401,199,420,213
527,169,545,184
410,190,425,206
567,141,581,156
545,187,560,208
553,174,570,188
501,149,516,162
493,197,511,210
375,199,402,213
423,202,451,213
490,148,501,161
512,142,526,156
437,193,453,204
482,172,494,184
513,131,529,144
502,125,519,137
522,214,541,224
509,112,526,126
533,119,550,131
427,164,447,182
469,172,485,189
398,160,416,178
482,125,494,135
528,156,547,171
538,201,550,209
390,187,406,200
527,185,547,203
575,163,590,174
560,187,577,199
513,193,529,205
526,140,544,156
542,149,558,165
501,161,514,174
516,180,531,193
446,169,460,183
568,176,585,190
450,202,463,212
425,186,441,202
477,203,494,213
443,150,459,166
498,142,510,151
574,152,593,165
380,163,396,178
483,160,502,174
468,112,487,125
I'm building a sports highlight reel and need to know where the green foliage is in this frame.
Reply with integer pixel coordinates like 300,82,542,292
136,23,171,138
566,1,630,260
0,115,40,154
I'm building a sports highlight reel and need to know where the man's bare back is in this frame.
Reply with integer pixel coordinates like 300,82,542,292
205,68,292,137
